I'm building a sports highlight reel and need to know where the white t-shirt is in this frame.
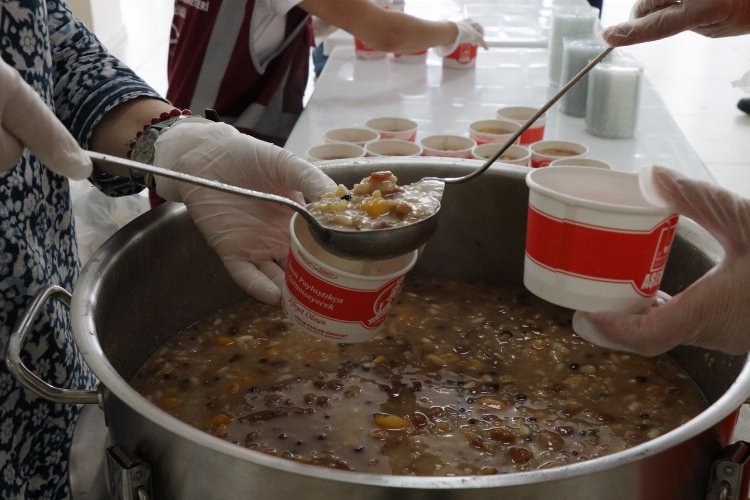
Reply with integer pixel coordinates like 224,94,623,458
252,0,304,65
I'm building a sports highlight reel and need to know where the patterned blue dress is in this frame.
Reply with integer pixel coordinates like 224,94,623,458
0,1,162,498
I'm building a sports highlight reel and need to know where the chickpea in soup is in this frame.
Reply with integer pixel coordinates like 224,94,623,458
132,278,707,477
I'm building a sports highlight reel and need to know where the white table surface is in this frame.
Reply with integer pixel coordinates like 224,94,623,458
286,46,713,182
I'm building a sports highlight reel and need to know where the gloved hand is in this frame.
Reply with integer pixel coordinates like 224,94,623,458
572,165,750,356
603,0,750,46
0,58,91,178
153,121,337,305
435,18,489,57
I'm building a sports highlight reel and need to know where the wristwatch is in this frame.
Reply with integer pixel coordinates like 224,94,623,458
127,108,220,187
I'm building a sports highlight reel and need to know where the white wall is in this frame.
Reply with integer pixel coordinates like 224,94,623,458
68,0,126,48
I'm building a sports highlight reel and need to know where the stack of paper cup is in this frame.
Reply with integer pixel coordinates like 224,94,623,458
548,5,599,85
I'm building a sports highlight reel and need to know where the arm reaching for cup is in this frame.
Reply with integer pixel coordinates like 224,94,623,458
152,121,337,305
572,166,750,356
0,58,91,178
602,0,750,46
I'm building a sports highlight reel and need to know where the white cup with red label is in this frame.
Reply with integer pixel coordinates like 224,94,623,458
355,38,386,60
496,106,547,145
472,143,531,167
365,117,418,142
420,134,476,159
549,157,613,170
306,143,366,163
469,119,521,146
524,166,679,313
443,43,478,69
324,127,380,146
529,140,588,168
283,214,418,343
365,139,423,157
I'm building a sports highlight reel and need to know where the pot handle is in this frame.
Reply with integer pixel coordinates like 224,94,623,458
4,284,101,405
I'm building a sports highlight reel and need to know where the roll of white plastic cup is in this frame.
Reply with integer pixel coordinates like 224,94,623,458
306,143,366,162
324,127,380,146
586,60,644,138
524,167,678,313
472,144,531,167
548,5,599,85
560,37,608,117
282,214,418,342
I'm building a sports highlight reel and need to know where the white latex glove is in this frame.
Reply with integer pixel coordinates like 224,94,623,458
603,0,750,46
435,18,489,57
0,58,91,178
153,121,337,305
573,165,750,356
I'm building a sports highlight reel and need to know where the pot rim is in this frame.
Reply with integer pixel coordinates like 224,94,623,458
72,158,750,489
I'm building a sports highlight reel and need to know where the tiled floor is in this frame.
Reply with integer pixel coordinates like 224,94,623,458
106,0,750,198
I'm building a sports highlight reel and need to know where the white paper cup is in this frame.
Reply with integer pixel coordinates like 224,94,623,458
469,119,521,146
529,140,588,168
496,106,547,145
365,117,418,142
472,144,531,166
306,143,366,162
365,139,423,157
524,167,678,313
324,127,380,146
420,134,476,158
549,157,613,170
443,43,478,69
355,38,386,60
282,214,418,343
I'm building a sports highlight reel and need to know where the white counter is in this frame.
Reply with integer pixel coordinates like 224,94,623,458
286,46,713,182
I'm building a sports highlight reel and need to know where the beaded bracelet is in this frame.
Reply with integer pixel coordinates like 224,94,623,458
126,108,194,187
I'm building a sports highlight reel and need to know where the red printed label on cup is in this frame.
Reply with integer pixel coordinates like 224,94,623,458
286,248,405,329
381,131,417,142
447,44,477,64
355,39,377,52
520,126,544,145
525,206,678,296
531,156,553,168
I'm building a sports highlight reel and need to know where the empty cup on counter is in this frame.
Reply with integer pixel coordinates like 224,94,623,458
324,127,380,146
472,143,531,167
468,119,521,145
529,140,588,168
282,214,418,343
365,117,419,142
549,157,613,170
365,139,423,157
524,167,678,313
496,106,547,145
420,134,476,158
443,43,478,69
307,143,366,162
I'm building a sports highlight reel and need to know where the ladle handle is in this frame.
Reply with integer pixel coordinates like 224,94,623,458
441,46,615,184
84,150,321,227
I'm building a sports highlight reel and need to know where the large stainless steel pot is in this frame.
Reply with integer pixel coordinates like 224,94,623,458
8,159,750,499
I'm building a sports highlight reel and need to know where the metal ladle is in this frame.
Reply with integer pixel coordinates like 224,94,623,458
86,47,613,261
